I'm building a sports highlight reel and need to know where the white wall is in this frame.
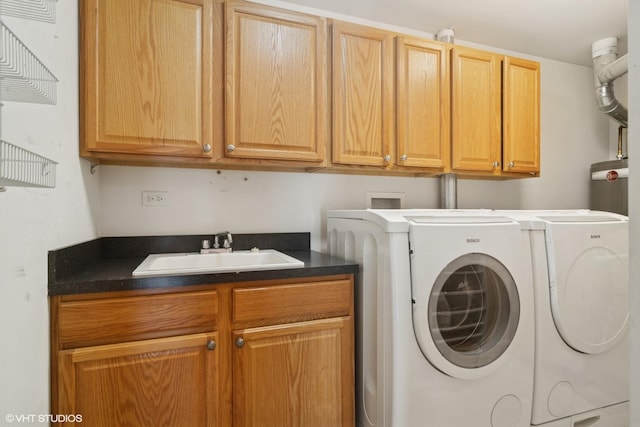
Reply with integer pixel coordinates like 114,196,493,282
627,1,638,424
99,167,439,250
0,0,100,417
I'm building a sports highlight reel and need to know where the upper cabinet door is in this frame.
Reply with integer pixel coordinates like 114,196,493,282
503,56,540,175
396,37,450,170
225,1,328,163
81,0,214,158
451,46,502,173
331,21,394,167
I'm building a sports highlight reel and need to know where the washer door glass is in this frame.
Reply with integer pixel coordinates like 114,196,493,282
429,253,520,368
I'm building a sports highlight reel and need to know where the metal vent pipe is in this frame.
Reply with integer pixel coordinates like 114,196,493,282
437,28,457,209
592,37,628,127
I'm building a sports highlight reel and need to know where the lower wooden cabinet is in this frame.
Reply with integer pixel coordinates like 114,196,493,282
233,318,352,427
58,333,219,426
50,275,354,427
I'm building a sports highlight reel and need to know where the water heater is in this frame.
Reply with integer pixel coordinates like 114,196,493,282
590,159,628,215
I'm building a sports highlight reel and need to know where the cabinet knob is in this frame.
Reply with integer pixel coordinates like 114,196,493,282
235,337,245,348
207,340,216,351
383,155,391,162
492,161,500,168
203,143,212,153
508,161,515,168
400,154,407,161
227,144,236,152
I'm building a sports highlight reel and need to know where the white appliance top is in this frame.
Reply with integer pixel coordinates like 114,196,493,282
327,209,494,232
327,209,627,232
495,209,627,228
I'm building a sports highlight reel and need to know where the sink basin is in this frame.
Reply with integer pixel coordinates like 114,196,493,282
132,249,304,277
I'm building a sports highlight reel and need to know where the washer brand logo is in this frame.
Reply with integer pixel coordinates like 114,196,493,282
466,238,480,243
591,234,601,239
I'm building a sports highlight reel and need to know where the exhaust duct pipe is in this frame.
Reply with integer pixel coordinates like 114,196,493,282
437,28,458,209
592,37,628,127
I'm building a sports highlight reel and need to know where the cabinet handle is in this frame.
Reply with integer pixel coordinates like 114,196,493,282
508,161,515,168
207,340,216,351
492,161,500,168
383,155,391,162
203,143,212,153
400,154,407,161
227,144,236,152
235,337,245,348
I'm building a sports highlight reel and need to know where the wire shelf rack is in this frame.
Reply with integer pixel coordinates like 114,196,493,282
0,139,57,189
0,22,58,104
0,0,57,23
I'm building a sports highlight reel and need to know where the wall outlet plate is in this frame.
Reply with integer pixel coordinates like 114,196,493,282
142,191,168,207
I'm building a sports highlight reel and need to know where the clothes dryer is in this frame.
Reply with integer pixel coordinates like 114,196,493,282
496,210,629,427
327,209,535,427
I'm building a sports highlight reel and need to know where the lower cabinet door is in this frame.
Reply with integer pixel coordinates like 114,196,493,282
233,317,354,427
58,333,218,427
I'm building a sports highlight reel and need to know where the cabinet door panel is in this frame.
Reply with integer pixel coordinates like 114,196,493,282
397,37,450,169
332,22,394,167
82,0,213,157
503,57,540,174
233,317,354,427
58,333,218,427
226,2,327,162
451,47,501,172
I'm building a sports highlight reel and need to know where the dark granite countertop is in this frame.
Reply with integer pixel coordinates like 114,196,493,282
48,233,358,296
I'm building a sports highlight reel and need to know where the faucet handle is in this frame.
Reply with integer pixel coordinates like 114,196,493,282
202,239,211,249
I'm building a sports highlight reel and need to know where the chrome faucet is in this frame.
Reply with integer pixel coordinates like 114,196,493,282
214,232,233,249
201,232,233,254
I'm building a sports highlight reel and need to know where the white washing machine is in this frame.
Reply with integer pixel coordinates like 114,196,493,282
496,210,629,427
327,209,535,427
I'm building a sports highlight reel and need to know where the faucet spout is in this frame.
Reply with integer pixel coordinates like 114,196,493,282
214,232,232,249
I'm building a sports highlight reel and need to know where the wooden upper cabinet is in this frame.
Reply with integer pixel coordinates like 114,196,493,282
78,0,539,176
503,56,540,174
396,37,450,170
225,1,327,163
451,46,540,176
80,0,214,158
331,21,394,167
451,46,502,173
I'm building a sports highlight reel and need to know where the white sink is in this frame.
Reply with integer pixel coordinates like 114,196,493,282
132,249,304,277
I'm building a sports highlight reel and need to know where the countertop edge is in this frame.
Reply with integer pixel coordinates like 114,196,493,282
48,235,359,296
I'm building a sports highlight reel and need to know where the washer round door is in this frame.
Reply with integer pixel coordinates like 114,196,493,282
414,253,521,379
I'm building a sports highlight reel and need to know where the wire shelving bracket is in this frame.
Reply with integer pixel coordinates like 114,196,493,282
0,0,57,23
0,139,57,190
0,21,58,104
